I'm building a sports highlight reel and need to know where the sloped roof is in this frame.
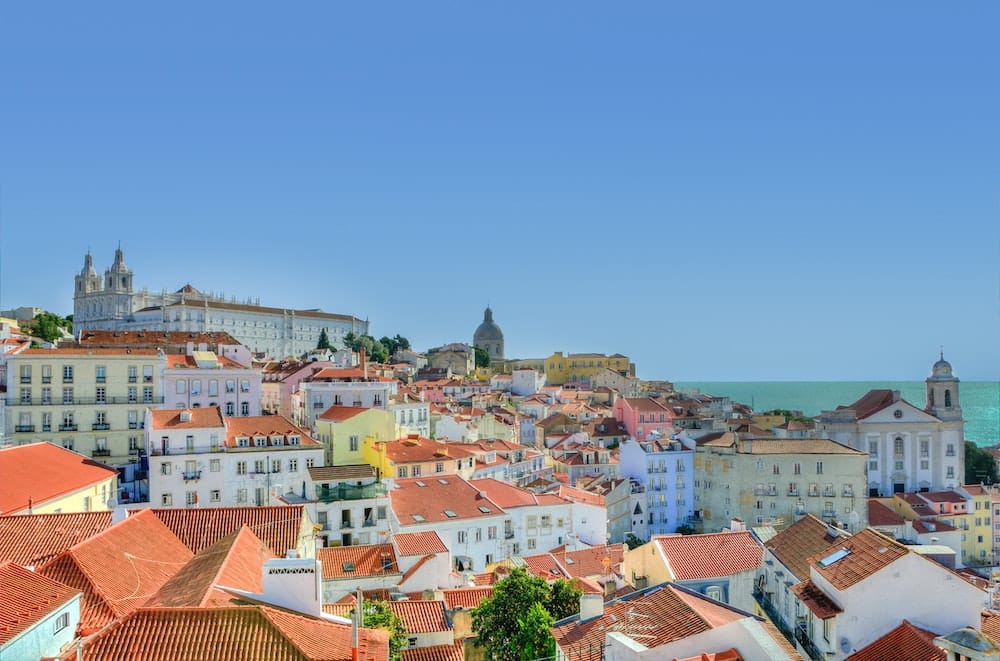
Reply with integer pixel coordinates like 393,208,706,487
868,501,906,527
441,587,493,610
224,416,320,447
765,514,846,580
0,442,118,515
656,532,763,580
394,531,448,557
317,544,399,580
317,406,372,422
150,505,307,555
552,544,624,580
0,561,80,644
38,510,193,631
79,606,389,661
308,465,376,482
807,528,907,591
401,641,465,661
146,527,274,608
845,620,944,661
149,407,225,430
790,579,843,619
391,477,504,525
0,511,113,567
384,600,450,633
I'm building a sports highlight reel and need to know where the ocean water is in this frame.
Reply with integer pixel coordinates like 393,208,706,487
674,381,1000,446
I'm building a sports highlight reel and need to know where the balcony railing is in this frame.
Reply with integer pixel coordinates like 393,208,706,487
92,423,111,431
362,518,377,528
92,449,111,457
15,425,35,433
182,470,202,481
7,395,164,406
808,490,819,497
842,488,854,497
823,489,836,497
20,376,31,384
788,489,799,497
752,588,794,644
795,623,826,661
59,424,79,432
822,509,836,518
129,422,139,429
314,483,387,503
504,530,515,539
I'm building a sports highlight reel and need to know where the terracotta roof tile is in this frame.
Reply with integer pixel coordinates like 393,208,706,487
317,406,372,422
441,587,493,610
151,505,307,556
149,407,225,430
790,579,843,619
390,477,504,525
765,514,846,580
394,531,448,557
79,606,389,661
0,511,113,567
20,347,160,356
867,500,906,527
552,545,624,580
0,442,118,515
386,600,450,634
38,510,193,631
383,437,477,465
807,528,908,591
0,561,80,644
77,330,242,348
146,527,274,608
982,610,1000,646
401,641,464,661
655,532,763,580
845,620,944,661
317,544,399,579
224,416,320,447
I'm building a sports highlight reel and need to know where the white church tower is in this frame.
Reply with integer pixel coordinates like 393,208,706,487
926,351,962,422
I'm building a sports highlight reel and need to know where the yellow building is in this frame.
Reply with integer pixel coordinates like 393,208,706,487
363,434,478,480
962,484,993,566
313,406,396,466
0,442,119,515
6,348,164,473
544,352,633,386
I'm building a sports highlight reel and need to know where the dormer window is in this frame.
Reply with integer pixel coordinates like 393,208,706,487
237,437,249,448
288,435,300,445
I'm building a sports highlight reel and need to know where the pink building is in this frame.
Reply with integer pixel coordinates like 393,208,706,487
261,360,336,419
611,397,674,441
163,351,262,416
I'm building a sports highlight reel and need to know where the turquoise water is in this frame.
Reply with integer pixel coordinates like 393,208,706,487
674,381,1000,446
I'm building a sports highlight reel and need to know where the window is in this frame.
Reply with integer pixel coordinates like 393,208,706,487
488,526,497,539
176,380,186,394
62,438,74,450
83,496,91,512
226,380,236,393
947,466,955,478
378,506,387,519
241,402,249,416
272,459,281,473
236,461,247,475
237,489,247,503
208,379,218,396
412,465,421,477
920,460,929,470
186,492,197,506
816,462,824,475
457,530,467,543
920,440,929,457
349,435,359,452
225,402,235,416
241,380,250,392
435,462,444,473
143,365,153,382
254,460,266,474
41,412,51,432
870,460,879,471
946,444,955,457
128,365,137,383
190,380,201,396
869,441,878,457
41,387,51,404
63,365,74,382
62,388,74,404
161,463,171,475
186,435,195,452
128,387,137,403
773,464,780,474
41,365,51,383
143,387,153,403
54,612,70,633
210,459,221,472
894,460,904,471
894,437,904,455
527,538,537,550
289,459,298,472
94,365,106,383
210,490,221,502
162,493,173,506
306,458,316,469
397,467,407,478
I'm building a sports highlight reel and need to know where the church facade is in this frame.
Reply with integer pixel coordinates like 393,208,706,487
815,354,965,495
73,248,367,359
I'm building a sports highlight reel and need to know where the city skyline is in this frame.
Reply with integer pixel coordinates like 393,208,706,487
1,3,997,381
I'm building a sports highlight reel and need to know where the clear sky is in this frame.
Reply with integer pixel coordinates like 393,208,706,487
1,2,997,381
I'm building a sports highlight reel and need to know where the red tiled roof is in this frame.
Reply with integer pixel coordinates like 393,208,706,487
963,484,988,496
164,353,248,369
868,500,906,527
79,606,389,661
149,407,225,430
0,442,118,515
841,390,896,420
391,477,504,525
552,544,624,580
19,347,160,356
318,405,371,422
146,527,274,608
468,478,556,508
0,511,113,567
917,490,966,504
442,587,493,610
77,330,242,347
225,416,320,447
912,518,958,534
386,600,450,633
317,544,399,579
383,437,477,465
150,505,307,556
0,561,80,644
790,579,843,619
807,528,908,591
38,509,193,631
394,531,448,557
401,641,464,661
982,610,1000,647
655,532,763,580
765,514,846,580
845,620,944,661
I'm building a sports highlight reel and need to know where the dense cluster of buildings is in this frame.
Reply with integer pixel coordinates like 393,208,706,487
0,249,997,660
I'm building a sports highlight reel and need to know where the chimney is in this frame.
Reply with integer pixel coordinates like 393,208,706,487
579,593,604,620
729,517,746,532
260,556,323,617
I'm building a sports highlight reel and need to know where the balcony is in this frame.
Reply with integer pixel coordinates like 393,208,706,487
788,489,799,497
7,395,164,407
20,376,31,384
795,623,826,661
362,518,377,528
807,490,819,498
92,423,111,431
314,483,387,503
504,530,515,539
129,422,139,430
92,449,111,458
42,425,51,432
822,509,836,519
752,588,793,645
129,447,140,455
182,470,202,481
15,425,35,433
59,424,79,432
42,376,51,384
842,488,854,498
767,488,778,496
823,489,836,498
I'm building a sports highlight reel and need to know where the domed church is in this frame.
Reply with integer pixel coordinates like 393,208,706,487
473,306,504,361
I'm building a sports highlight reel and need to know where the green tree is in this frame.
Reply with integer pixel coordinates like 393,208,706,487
546,578,583,621
369,339,389,364
625,532,647,549
512,602,555,660
472,566,552,661
393,334,410,351
316,328,332,350
351,599,408,661
474,346,491,368
674,523,697,535
379,335,397,357
29,311,72,342
965,441,998,485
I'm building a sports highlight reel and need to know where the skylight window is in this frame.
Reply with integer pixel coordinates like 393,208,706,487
438,478,449,484
412,514,426,522
818,548,851,568
415,481,426,487
342,562,355,573
478,506,491,513
444,510,457,518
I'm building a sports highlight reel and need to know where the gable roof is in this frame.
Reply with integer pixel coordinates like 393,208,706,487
148,407,226,430
765,514,847,580
0,442,118,515
150,505,307,555
317,405,371,422
224,416,320,447
401,642,464,661
868,500,906,527
79,606,389,661
37,509,193,631
806,528,908,591
441,587,493,610
0,511,113,567
391,477,504,525
317,544,399,580
552,544,624,580
845,619,945,661
655,531,763,580
146,527,274,608
0,561,80,645
393,531,448,557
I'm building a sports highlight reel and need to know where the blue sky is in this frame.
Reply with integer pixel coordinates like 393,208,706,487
1,2,997,381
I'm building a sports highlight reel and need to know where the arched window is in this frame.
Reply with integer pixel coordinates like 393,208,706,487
945,389,952,408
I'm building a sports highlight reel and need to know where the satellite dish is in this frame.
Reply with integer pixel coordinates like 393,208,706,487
840,637,852,653
849,510,861,528
106,498,118,509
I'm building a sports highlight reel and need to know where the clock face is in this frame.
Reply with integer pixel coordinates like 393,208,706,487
894,409,903,419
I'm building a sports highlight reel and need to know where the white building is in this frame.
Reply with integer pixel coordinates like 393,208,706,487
618,436,696,536
146,408,323,509
511,368,545,396
816,355,965,495
286,464,391,549
297,367,396,429
469,478,580,554
162,350,261,416
389,390,430,438
73,247,368,359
